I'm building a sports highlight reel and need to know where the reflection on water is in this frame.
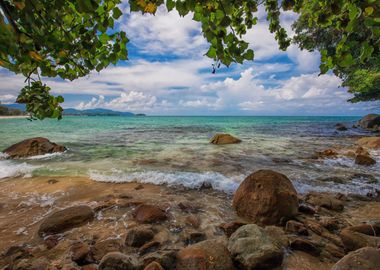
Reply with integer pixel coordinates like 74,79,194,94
0,116,379,194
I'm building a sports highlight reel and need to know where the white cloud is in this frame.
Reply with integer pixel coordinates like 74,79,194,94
0,94,17,104
123,6,206,56
77,91,157,112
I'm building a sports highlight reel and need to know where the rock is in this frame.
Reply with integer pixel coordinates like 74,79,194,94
319,217,343,232
98,252,139,270
70,241,90,265
181,230,207,245
38,205,94,236
298,204,316,215
304,192,344,211
61,263,81,270
177,239,235,270
144,262,164,270
135,184,144,190
356,146,370,156
218,222,246,237
285,220,309,236
47,179,59,184
139,241,160,255
185,215,200,228
44,234,60,249
282,251,333,270
133,204,168,223
313,149,338,159
232,170,299,225
142,249,177,270
357,137,380,149
228,224,284,269
332,247,380,270
210,134,241,145
178,201,201,213
340,224,380,252
125,226,155,247
336,123,348,131
264,226,289,248
355,154,376,166
92,239,123,262
82,265,98,270
290,239,320,256
3,137,66,158
357,114,380,131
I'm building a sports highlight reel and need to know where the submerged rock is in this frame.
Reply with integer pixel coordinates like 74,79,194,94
3,137,66,158
218,221,246,237
133,204,168,223
336,123,348,131
92,239,124,262
125,226,155,247
355,154,376,166
98,252,139,270
210,134,241,145
144,262,164,270
232,170,298,225
228,224,284,269
357,137,380,149
332,247,380,270
176,239,235,270
38,205,94,236
357,114,380,131
312,148,338,159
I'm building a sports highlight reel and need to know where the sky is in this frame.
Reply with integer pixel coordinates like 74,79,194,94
0,4,378,116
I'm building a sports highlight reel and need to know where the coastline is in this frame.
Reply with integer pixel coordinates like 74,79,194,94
0,175,379,269
0,115,29,119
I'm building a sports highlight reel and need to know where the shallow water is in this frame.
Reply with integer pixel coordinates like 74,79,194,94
0,116,379,195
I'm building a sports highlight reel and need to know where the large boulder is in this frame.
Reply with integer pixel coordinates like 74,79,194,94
3,137,66,158
357,114,380,131
228,224,284,270
210,134,241,145
332,247,380,270
232,170,299,225
357,137,380,149
38,205,94,236
98,252,140,270
176,239,236,270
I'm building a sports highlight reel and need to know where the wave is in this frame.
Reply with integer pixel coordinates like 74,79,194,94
0,160,39,179
89,169,244,194
89,168,379,196
25,152,66,160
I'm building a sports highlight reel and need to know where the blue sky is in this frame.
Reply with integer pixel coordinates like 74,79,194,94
0,5,377,116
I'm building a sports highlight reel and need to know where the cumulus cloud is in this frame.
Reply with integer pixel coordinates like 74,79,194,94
0,94,17,104
77,91,157,112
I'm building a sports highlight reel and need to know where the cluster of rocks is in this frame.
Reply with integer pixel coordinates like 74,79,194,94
336,114,380,132
1,170,379,270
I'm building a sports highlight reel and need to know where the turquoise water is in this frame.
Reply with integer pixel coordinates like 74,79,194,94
0,116,379,194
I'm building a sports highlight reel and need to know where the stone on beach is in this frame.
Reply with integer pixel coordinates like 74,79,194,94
210,134,241,145
38,205,94,236
98,252,140,270
335,123,348,131
176,239,235,270
125,226,155,247
355,154,376,166
133,204,168,223
357,114,380,131
228,224,284,269
3,137,66,158
332,247,380,270
232,170,299,225
304,192,344,211
339,224,380,252
92,239,124,262
357,137,380,149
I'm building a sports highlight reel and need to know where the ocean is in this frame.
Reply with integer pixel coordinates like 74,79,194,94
0,116,379,195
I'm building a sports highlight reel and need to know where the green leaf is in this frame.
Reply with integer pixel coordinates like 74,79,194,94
206,47,217,58
244,49,254,60
166,0,175,11
112,7,122,19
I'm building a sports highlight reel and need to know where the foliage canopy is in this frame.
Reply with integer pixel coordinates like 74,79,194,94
0,0,379,119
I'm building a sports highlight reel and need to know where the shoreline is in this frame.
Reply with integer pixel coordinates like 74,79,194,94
0,115,29,119
0,175,379,269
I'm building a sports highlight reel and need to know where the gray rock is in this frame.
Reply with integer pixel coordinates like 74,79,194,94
358,114,380,131
228,224,283,269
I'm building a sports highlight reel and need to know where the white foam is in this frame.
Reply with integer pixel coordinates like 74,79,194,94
0,152,9,159
25,152,66,160
89,169,244,194
0,160,39,179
